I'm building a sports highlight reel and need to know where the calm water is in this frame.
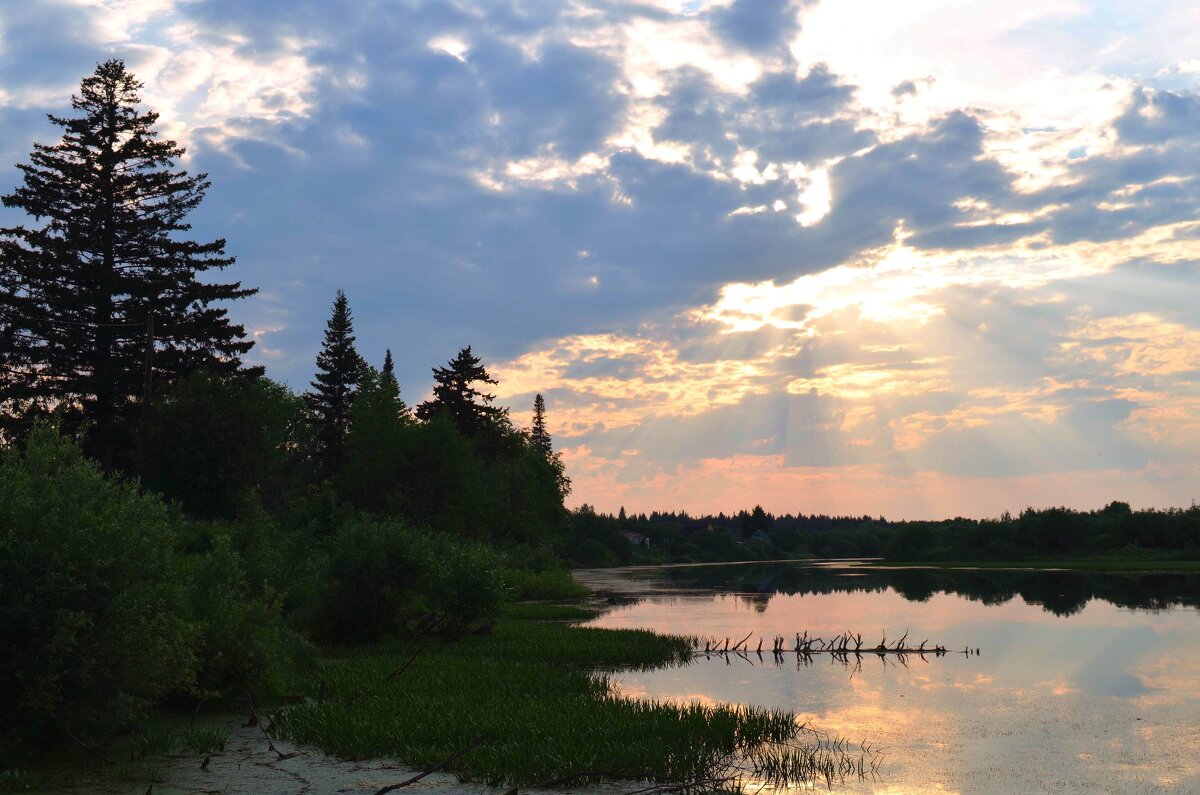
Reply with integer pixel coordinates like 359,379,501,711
577,562,1200,794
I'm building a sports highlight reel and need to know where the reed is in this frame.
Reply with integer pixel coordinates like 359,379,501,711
272,615,873,790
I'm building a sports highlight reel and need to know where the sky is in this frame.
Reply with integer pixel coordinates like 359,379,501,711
1,0,1198,519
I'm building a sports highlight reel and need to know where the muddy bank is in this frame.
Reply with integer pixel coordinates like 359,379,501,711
95,717,631,795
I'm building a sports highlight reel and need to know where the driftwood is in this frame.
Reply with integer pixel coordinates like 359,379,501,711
699,630,980,661
373,733,490,794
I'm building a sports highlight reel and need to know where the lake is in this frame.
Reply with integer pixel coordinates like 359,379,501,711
576,561,1200,794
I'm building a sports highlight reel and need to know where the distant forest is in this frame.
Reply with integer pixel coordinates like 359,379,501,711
571,501,1200,566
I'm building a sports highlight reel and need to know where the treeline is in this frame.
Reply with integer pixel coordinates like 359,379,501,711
568,502,1200,565
651,563,1200,617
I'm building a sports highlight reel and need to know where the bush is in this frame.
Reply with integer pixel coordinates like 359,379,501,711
426,538,508,636
184,536,315,701
312,518,508,645
0,427,194,748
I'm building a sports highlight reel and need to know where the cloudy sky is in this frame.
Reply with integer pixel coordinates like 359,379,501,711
2,0,1199,518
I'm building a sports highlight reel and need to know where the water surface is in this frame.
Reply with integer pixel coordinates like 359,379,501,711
578,561,1200,794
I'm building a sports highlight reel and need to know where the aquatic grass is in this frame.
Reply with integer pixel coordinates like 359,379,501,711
273,616,845,788
180,725,230,755
504,567,590,601
126,725,180,759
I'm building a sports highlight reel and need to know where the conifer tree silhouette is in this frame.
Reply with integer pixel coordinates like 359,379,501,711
307,289,362,476
380,348,408,416
416,346,504,437
530,392,552,456
0,60,255,466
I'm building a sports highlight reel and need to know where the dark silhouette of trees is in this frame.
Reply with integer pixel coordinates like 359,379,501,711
380,348,408,416
0,59,256,468
416,346,505,437
338,363,412,512
530,392,552,456
306,289,362,477
144,370,309,519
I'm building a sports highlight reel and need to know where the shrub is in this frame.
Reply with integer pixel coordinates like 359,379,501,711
311,518,430,644
0,427,193,747
426,538,508,636
312,518,509,644
184,536,315,701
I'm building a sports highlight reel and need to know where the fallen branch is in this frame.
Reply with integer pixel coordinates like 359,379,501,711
386,645,425,681
373,733,490,794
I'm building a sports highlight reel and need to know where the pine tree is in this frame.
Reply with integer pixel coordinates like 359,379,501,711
306,289,362,477
380,348,408,416
0,59,256,466
415,346,505,437
530,392,552,455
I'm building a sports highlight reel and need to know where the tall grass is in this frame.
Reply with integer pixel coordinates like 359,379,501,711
273,617,867,789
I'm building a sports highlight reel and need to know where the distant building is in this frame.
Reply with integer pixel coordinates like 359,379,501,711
623,531,651,548
750,528,773,545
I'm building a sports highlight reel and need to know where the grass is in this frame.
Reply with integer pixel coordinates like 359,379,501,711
499,600,601,622
180,725,230,755
503,566,590,601
124,723,231,759
273,611,853,789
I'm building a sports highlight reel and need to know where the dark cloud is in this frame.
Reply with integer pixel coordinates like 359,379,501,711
654,63,864,163
1113,87,1200,147
709,0,806,52
0,1,101,92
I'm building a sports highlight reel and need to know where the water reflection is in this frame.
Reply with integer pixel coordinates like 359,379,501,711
580,563,1200,794
642,562,1200,617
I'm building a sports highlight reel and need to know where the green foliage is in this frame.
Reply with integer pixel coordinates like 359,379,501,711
503,567,589,601
180,725,230,755
388,413,487,535
144,370,309,519
336,365,410,513
183,535,316,701
0,427,193,747
273,617,807,788
312,518,508,644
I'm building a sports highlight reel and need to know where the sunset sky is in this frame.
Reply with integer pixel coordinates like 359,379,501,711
2,0,1198,518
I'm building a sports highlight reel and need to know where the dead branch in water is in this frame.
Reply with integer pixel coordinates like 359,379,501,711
697,630,979,663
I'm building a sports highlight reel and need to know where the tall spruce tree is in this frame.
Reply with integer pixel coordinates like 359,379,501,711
530,392,552,455
381,348,408,416
0,59,256,467
415,346,505,437
307,289,362,477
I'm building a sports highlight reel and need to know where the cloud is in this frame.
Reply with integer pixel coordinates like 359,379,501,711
2,0,1199,515
710,0,805,52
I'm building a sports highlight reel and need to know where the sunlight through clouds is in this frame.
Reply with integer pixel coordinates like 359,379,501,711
3,0,1198,517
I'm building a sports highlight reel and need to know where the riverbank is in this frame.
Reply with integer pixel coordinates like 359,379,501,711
271,601,808,789
5,601,850,793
